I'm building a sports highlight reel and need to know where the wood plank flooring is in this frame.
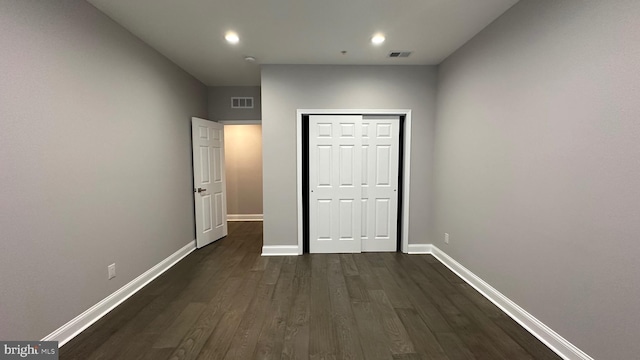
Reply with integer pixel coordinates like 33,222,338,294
61,222,561,360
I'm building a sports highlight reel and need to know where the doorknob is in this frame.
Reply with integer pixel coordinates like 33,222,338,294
196,188,206,193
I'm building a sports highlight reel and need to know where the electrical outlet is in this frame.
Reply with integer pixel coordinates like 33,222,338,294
444,233,450,244
108,263,116,280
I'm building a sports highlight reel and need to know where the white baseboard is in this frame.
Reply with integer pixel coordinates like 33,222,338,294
429,245,593,360
219,119,261,125
407,243,432,254
261,245,300,256
42,240,196,347
227,214,263,222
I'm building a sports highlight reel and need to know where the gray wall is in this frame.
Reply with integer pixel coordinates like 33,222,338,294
224,124,264,215
0,0,207,341
261,65,437,247
208,86,262,121
433,0,640,358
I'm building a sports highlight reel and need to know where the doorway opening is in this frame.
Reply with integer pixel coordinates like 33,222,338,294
220,120,263,222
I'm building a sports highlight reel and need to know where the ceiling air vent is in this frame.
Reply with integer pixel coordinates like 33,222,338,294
231,97,254,109
388,51,412,58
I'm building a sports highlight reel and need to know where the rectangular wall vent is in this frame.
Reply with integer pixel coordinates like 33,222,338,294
231,97,254,109
388,51,412,58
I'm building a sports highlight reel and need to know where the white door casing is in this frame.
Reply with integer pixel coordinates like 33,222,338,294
309,115,363,253
192,117,228,248
309,115,400,253
361,116,400,252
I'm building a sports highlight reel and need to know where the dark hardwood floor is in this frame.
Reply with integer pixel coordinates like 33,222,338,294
61,222,561,360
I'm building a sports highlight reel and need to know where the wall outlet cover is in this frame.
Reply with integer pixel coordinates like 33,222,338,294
108,263,116,280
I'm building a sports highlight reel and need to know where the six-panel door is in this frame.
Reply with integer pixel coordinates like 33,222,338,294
309,115,399,253
309,115,363,253
192,117,228,248
361,117,400,252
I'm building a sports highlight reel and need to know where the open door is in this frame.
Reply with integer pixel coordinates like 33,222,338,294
192,117,228,248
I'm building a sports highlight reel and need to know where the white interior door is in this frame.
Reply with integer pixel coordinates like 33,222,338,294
309,115,363,253
192,117,228,248
361,117,400,251
309,115,400,253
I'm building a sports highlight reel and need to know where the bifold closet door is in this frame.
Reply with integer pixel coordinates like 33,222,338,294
309,115,363,253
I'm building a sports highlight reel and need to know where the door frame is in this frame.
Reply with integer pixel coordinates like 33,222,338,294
296,109,412,254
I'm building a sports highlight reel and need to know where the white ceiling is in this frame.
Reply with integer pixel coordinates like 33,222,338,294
88,0,519,86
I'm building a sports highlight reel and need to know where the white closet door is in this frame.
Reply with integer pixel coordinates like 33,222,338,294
309,115,363,253
361,117,400,252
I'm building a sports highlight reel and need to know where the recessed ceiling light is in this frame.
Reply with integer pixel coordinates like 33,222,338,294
371,34,385,45
244,56,256,62
225,31,239,44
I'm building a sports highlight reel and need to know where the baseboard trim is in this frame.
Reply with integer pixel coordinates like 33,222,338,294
429,245,593,360
219,119,261,125
261,245,300,256
227,214,263,222
42,240,196,347
407,243,432,254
